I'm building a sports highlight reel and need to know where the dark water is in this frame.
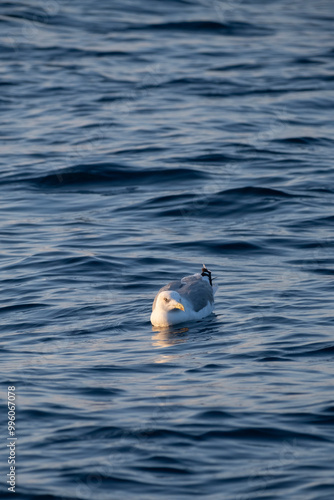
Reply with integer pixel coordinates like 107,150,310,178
1,0,334,498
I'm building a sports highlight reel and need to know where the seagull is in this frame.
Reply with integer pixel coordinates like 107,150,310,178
150,266,218,327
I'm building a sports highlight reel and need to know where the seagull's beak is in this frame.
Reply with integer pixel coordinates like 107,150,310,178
173,301,185,311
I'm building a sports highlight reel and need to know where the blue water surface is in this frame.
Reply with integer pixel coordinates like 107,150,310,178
1,0,334,499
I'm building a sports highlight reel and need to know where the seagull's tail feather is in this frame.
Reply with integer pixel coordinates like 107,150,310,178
201,264,217,289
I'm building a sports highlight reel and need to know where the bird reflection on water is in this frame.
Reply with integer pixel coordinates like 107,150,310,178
151,326,189,348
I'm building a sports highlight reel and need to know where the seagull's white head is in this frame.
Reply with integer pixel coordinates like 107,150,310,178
157,291,185,312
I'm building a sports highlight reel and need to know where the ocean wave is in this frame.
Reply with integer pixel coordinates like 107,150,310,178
17,164,209,187
133,20,273,36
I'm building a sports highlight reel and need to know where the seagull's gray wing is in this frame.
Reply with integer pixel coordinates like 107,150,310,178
178,275,214,312
152,275,213,313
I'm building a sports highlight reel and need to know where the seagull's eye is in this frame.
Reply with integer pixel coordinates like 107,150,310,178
164,297,169,303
